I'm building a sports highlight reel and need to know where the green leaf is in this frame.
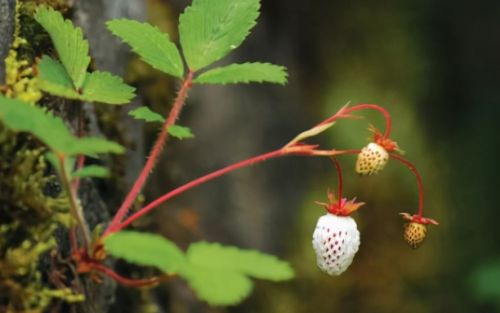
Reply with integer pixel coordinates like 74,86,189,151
35,6,90,89
0,95,124,156
38,56,135,105
179,242,294,305
65,137,125,156
179,0,260,71
81,71,135,105
129,107,165,123
107,19,184,78
38,55,81,98
186,242,294,281
195,62,288,85
181,266,253,306
104,231,186,274
72,165,110,178
168,125,194,139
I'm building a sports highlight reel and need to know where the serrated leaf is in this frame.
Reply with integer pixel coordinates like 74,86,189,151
65,137,124,156
186,242,294,281
104,231,185,274
72,165,110,178
195,62,287,85
38,56,135,105
35,6,90,89
107,19,184,78
81,71,135,105
38,55,81,98
129,107,165,123
0,95,124,156
179,0,260,71
168,125,194,139
181,266,253,306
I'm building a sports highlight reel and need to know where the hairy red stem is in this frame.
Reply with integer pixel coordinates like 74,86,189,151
319,104,392,139
389,154,425,216
110,148,306,233
105,71,194,235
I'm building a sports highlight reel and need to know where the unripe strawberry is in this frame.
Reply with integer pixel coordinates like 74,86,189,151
355,142,389,175
403,222,427,249
312,213,360,275
400,212,438,249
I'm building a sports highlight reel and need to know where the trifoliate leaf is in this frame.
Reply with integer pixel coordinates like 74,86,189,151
168,125,194,139
178,242,294,305
38,56,135,105
38,55,81,98
181,265,253,306
129,106,165,123
107,19,184,78
0,95,124,156
179,0,260,71
35,7,90,89
81,71,135,105
186,242,294,281
104,231,186,274
195,62,288,85
72,165,110,178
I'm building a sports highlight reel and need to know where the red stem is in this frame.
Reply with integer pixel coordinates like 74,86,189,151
91,263,162,287
104,71,194,236
320,104,392,139
109,148,297,233
331,157,343,201
389,154,425,216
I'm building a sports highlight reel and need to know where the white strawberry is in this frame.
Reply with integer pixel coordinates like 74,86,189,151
355,142,389,175
312,213,360,275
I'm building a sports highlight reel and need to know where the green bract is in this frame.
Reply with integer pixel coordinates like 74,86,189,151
104,231,294,306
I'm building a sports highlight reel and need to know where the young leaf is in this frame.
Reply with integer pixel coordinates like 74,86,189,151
179,0,260,71
104,231,186,274
168,125,194,139
107,19,184,78
81,71,135,105
72,165,110,178
181,266,253,306
195,62,288,85
186,242,294,281
35,6,90,89
0,95,124,156
129,107,165,123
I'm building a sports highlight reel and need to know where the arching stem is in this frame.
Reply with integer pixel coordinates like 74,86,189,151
104,71,194,236
319,104,392,139
389,154,425,216
90,263,168,287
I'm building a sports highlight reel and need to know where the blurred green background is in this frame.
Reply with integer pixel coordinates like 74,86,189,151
120,0,500,312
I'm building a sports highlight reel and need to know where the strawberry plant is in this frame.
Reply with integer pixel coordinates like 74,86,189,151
0,0,439,309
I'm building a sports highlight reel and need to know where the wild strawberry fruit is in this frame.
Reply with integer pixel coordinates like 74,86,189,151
400,212,438,249
313,190,364,275
403,222,427,249
355,142,389,175
312,213,360,275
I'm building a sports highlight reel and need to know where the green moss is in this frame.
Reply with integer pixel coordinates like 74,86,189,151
1,1,85,311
